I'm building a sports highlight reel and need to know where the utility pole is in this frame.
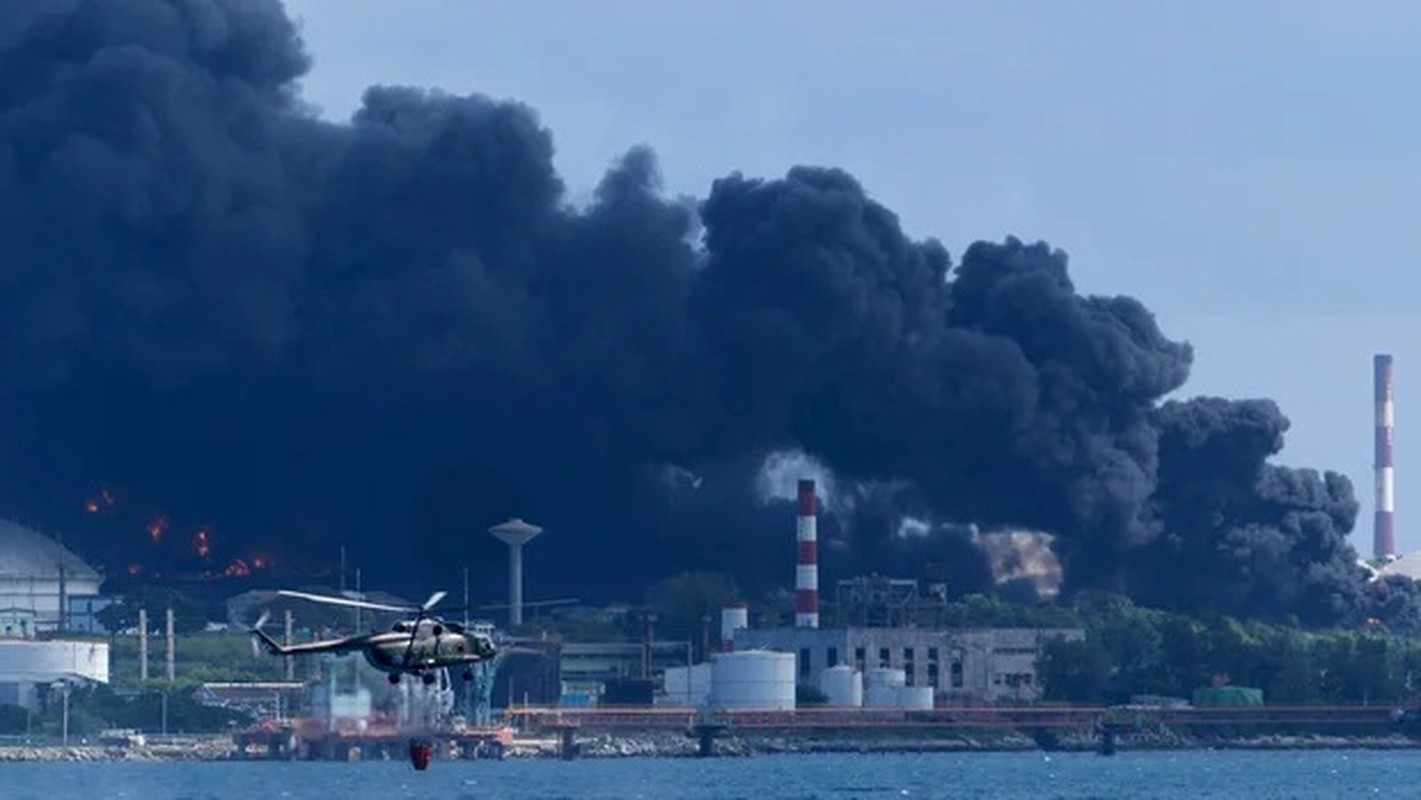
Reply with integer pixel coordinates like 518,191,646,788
165,607,175,681
138,608,149,682
283,609,294,681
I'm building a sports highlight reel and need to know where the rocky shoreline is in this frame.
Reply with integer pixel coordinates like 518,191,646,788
5,730,1420,762
566,730,1421,758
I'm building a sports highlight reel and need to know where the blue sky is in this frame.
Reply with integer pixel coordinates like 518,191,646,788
280,0,1421,554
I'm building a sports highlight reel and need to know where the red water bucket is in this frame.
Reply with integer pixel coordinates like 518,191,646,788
409,739,434,771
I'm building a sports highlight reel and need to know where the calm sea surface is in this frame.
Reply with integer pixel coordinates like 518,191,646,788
1,750,1414,799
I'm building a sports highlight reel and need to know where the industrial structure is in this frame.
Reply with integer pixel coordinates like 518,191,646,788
489,518,543,627
0,520,111,711
0,519,106,637
0,638,110,711
1376,353,1397,560
731,623,1081,705
795,479,819,628
641,478,1084,712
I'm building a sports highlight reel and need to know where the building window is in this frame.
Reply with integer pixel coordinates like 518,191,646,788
799,648,812,678
854,647,866,670
927,662,940,688
951,660,963,689
928,647,939,663
878,647,890,667
827,647,839,668
903,647,915,686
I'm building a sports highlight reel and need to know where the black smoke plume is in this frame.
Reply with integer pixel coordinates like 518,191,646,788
0,0,1398,629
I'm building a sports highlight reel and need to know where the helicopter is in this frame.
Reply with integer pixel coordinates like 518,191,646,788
251,589,498,685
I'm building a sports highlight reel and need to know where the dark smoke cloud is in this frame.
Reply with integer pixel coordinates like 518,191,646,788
0,0,1403,629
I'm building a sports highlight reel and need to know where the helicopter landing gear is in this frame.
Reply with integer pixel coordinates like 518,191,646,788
388,672,401,684
421,672,436,686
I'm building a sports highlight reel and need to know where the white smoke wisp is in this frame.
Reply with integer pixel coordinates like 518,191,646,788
755,450,837,511
974,529,1062,598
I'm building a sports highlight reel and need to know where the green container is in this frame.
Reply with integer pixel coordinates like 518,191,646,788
1191,686,1264,707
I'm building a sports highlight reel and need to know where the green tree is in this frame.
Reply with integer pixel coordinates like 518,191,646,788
1038,638,1111,703
646,571,741,644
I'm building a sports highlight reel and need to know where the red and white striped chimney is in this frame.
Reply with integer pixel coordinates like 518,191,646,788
1375,353,1396,559
795,478,819,628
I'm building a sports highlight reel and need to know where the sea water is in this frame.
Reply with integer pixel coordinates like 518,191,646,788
0,750,1412,799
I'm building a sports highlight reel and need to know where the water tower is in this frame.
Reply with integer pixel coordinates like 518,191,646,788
489,518,543,627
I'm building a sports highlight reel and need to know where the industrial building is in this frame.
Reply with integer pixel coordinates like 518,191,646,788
0,638,110,711
0,518,106,637
732,624,1082,704
647,479,1085,710
558,640,692,702
0,519,111,710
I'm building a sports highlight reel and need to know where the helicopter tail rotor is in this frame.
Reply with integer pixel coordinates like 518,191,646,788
250,611,273,658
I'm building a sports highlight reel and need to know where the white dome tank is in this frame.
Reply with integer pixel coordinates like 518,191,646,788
818,665,862,708
896,685,934,710
711,650,795,710
864,667,906,688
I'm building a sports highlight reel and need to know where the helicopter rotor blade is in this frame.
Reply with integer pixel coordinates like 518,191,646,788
473,597,579,611
277,589,416,613
422,591,448,611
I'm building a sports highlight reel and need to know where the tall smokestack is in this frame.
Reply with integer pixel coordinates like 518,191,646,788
796,479,819,628
1376,353,1396,560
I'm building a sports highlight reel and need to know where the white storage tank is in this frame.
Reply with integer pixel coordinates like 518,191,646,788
659,664,712,706
818,665,862,708
711,650,795,710
864,685,897,708
862,667,906,708
865,667,906,688
689,662,713,704
0,639,109,684
896,685,934,710
720,605,749,651
661,665,690,705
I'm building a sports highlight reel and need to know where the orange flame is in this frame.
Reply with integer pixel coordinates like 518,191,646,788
83,485,118,514
224,559,251,577
251,555,267,570
127,563,143,576
147,514,169,543
193,527,211,559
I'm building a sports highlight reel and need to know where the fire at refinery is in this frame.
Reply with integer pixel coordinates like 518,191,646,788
70,480,292,591
147,513,169,543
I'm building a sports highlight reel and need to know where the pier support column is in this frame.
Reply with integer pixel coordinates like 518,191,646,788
691,723,728,758
556,725,579,760
1097,723,1120,756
